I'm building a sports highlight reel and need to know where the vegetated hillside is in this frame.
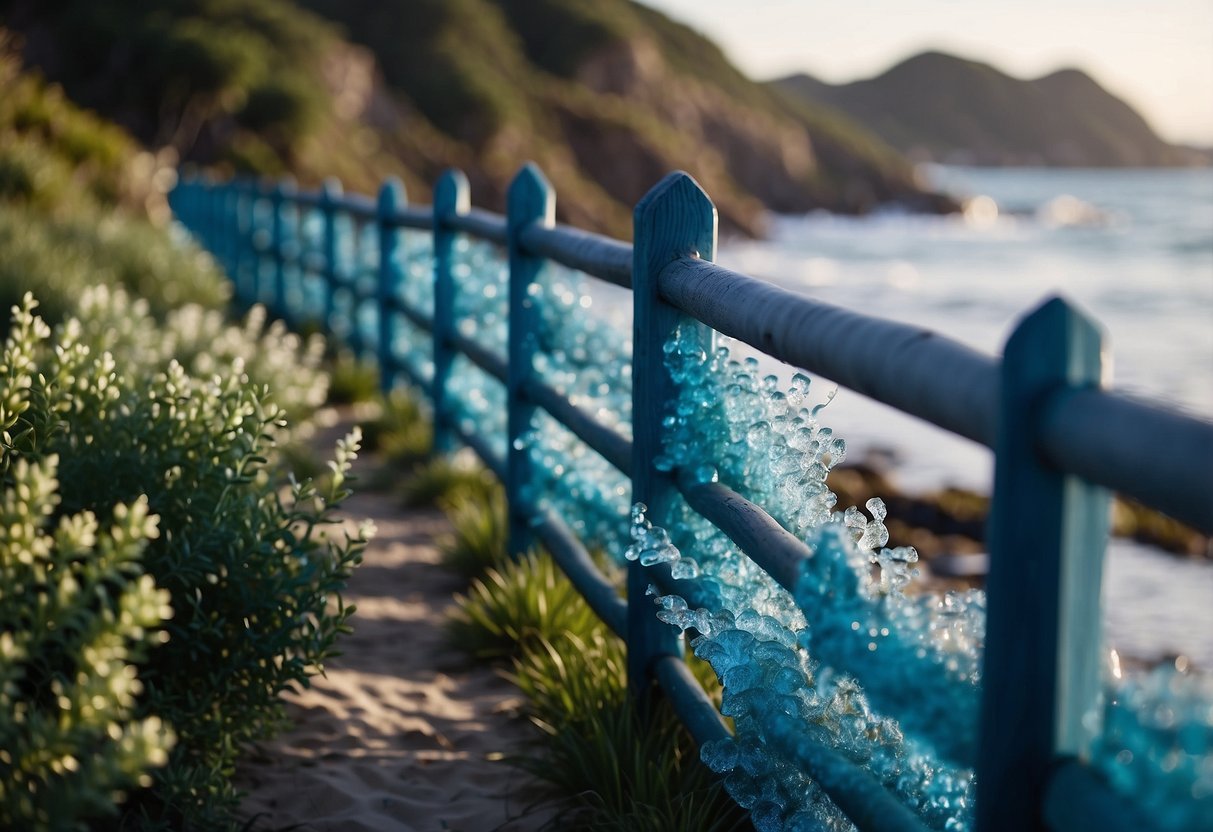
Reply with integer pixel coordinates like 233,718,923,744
776,51,1203,168
1,0,954,237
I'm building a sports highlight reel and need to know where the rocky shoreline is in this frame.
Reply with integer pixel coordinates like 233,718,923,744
830,457,1211,585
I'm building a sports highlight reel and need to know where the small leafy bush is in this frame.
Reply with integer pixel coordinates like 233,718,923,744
0,455,175,831
1,293,366,829
0,304,175,829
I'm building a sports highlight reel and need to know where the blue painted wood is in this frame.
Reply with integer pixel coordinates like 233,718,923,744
519,222,633,288
270,179,295,319
533,507,628,637
171,173,1213,832
377,178,405,394
1044,758,1159,832
506,163,555,557
320,178,342,332
250,182,268,306
766,712,933,832
522,376,633,477
446,208,508,244
653,654,732,746
234,180,254,307
630,171,717,698
227,183,240,279
976,296,1110,832
433,169,471,454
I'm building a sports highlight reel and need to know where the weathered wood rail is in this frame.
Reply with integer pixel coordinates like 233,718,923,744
171,166,1213,832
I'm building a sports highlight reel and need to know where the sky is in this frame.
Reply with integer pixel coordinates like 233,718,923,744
641,0,1213,146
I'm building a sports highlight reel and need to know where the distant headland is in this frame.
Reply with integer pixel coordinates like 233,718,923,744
774,50,1212,168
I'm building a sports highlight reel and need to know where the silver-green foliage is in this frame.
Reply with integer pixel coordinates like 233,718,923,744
0,304,174,829
1,292,367,829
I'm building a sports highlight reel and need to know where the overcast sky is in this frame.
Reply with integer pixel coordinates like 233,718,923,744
641,0,1213,146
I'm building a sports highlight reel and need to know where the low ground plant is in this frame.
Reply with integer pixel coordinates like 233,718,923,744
1,293,366,830
441,484,749,830
402,457,498,510
325,350,380,405
447,551,600,660
512,634,747,832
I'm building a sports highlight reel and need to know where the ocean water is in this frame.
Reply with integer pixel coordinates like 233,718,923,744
718,166,1213,488
714,166,1213,665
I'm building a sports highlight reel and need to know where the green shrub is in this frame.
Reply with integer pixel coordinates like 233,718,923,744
447,551,600,659
325,350,379,405
0,133,75,212
0,306,175,830
0,203,232,331
435,483,508,576
0,41,139,213
2,293,365,829
406,457,498,508
509,634,748,832
0,457,174,831
441,480,746,829
359,389,432,463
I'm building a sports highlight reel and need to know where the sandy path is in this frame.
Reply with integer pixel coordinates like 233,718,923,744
235,453,559,831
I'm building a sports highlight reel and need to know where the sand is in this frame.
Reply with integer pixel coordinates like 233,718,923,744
235,438,559,831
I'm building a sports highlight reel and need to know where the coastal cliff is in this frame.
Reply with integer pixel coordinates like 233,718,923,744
1,0,952,237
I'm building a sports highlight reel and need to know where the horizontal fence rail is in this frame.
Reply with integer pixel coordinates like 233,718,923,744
171,167,1212,832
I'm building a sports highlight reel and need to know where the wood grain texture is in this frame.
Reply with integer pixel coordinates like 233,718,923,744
630,171,717,697
976,296,1111,832
659,256,1000,448
518,223,634,289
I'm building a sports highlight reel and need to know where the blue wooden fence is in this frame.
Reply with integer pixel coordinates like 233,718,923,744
170,166,1213,832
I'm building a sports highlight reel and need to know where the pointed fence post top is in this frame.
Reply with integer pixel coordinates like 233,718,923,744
435,168,470,219
1004,295,1108,389
321,176,344,204
274,176,297,198
633,171,717,267
508,163,555,234
376,176,405,215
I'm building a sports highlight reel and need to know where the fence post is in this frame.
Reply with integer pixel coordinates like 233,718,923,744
249,181,267,307
224,180,237,275
229,180,246,306
377,178,405,395
630,171,717,698
320,178,342,334
432,169,470,455
505,164,555,557
241,180,259,308
204,176,218,253
976,296,1111,832
270,178,295,320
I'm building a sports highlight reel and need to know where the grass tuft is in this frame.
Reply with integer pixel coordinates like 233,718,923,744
447,551,602,659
